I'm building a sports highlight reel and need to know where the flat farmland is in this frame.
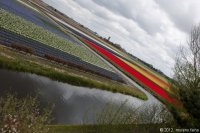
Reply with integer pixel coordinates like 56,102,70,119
27,0,179,105
43,2,172,95
0,0,179,105
30,0,171,91
0,9,114,72
35,0,171,88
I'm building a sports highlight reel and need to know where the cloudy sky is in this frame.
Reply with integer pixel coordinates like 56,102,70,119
43,0,200,77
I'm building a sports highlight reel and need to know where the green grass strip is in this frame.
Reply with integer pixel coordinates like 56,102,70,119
0,47,147,100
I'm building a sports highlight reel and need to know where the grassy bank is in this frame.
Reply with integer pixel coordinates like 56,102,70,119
0,45,147,100
48,124,169,133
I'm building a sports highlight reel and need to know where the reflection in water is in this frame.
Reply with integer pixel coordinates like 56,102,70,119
0,69,161,124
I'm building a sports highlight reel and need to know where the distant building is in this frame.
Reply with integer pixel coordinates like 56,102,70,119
108,36,111,41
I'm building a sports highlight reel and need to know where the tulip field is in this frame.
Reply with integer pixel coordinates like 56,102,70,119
96,38,170,85
82,38,178,104
0,0,77,43
0,9,114,72
88,40,171,92
118,57,172,93
0,0,179,105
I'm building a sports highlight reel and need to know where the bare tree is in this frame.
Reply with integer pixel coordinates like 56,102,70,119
173,24,200,127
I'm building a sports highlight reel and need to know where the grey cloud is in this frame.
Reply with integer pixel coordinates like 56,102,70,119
92,0,165,35
155,0,200,33
42,0,193,77
92,0,132,19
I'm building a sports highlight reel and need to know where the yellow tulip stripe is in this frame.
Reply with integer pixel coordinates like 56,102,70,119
127,57,169,83
118,57,172,93
98,40,169,84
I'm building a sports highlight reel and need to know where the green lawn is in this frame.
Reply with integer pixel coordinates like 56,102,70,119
48,124,169,133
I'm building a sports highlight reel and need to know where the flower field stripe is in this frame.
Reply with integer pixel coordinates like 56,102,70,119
116,56,170,88
117,56,172,93
83,30,170,88
82,38,177,104
0,9,114,72
129,59,170,87
125,56,170,85
99,38,170,86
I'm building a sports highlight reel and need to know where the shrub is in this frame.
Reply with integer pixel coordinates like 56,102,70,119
0,93,53,133
11,43,34,54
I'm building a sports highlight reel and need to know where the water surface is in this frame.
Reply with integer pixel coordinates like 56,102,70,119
0,69,161,124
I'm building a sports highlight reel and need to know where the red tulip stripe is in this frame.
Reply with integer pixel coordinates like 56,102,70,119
82,38,178,104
